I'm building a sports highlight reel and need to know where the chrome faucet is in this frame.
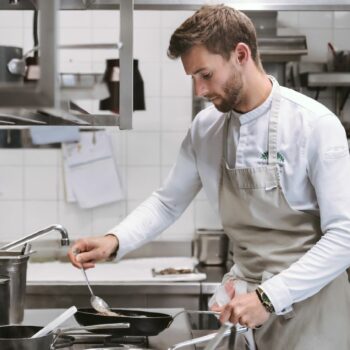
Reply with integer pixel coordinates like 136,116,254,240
0,224,70,251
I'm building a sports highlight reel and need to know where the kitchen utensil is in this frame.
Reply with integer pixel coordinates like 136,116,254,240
168,322,247,350
0,275,10,325
0,323,130,350
31,306,77,338
0,325,53,350
74,308,173,336
203,322,234,350
0,251,30,323
80,266,115,316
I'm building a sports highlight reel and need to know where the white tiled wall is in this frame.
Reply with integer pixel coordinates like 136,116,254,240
0,9,350,243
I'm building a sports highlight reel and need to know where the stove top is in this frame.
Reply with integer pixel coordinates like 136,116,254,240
54,334,151,349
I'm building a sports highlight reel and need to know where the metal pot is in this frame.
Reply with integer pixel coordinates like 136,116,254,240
0,325,54,350
0,252,30,323
0,323,130,350
0,275,10,325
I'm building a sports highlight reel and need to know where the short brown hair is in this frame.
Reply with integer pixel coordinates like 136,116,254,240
168,5,261,67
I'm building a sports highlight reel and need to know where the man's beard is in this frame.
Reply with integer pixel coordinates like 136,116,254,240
213,70,243,113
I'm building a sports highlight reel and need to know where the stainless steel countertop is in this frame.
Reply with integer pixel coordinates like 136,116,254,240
26,265,226,295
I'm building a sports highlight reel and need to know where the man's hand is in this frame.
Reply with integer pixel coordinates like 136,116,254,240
220,291,270,329
67,235,119,269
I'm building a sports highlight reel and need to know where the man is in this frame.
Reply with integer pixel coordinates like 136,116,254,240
68,5,350,349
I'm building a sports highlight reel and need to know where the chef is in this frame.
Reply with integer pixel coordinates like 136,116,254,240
68,5,350,349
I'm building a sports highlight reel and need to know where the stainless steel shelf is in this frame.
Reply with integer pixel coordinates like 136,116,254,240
4,0,350,11
307,72,350,87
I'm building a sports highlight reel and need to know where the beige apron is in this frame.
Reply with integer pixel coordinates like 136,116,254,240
219,80,350,350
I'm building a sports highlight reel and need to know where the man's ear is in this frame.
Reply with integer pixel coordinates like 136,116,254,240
234,42,250,65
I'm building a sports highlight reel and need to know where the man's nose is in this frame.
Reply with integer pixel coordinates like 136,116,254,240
194,80,208,97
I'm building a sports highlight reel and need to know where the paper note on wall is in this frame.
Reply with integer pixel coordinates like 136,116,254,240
62,131,124,208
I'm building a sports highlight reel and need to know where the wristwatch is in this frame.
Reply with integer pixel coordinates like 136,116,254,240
255,287,275,313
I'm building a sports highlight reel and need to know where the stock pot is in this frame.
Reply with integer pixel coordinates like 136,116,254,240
0,251,30,323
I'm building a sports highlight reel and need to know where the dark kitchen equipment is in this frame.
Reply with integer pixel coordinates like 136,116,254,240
328,42,350,72
0,275,10,325
100,58,145,113
75,308,173,336
0,46,23,82
0,325,54,350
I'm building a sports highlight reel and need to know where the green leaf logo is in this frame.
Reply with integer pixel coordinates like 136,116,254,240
260,151,285,164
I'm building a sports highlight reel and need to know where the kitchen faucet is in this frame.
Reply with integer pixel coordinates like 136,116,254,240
0,224,70,251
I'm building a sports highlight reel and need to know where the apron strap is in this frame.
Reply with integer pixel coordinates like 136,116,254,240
268,77,281,165
222,112,231,162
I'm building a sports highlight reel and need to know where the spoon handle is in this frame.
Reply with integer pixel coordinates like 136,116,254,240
81,268,94,297
73,249,95,297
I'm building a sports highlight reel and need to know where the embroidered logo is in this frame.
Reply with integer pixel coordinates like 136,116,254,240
260,151,285,165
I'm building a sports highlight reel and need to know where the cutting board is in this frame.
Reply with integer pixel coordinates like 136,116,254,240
27,257,206,283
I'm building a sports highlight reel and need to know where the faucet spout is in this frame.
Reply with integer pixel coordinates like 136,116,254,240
0,224,70,251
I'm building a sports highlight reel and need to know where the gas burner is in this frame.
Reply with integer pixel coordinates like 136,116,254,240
106,336,148,347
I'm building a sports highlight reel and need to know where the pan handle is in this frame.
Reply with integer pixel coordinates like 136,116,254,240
203,322,234,350
167,324,247,350
55,323,130,334
50,323,130,350
172,309,221,319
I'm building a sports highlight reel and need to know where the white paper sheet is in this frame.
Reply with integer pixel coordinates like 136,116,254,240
62,131,124,208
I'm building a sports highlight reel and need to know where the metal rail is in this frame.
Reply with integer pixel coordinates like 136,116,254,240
4,0,350,11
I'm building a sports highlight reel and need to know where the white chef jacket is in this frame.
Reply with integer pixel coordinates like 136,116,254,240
111,79,350,313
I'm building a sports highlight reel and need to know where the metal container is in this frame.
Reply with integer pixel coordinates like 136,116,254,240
195,229,229,266
0,275,10,325
0,325,53,350
0,252,30,323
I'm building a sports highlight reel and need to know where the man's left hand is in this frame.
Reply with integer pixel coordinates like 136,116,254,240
220,291,270,328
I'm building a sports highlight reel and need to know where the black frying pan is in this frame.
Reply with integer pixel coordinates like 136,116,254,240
74,308,173,336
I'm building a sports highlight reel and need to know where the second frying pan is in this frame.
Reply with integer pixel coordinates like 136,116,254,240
74,308,173,336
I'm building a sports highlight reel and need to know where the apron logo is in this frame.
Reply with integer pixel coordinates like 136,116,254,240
260,151,285,165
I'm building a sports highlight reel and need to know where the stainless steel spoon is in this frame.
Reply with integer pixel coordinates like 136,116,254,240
80,267,122,316
74,250,119,316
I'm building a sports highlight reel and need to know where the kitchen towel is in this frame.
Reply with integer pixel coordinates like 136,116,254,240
27,257,206,283
62,131,124,208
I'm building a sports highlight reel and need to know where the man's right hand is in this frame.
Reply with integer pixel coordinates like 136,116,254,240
67,234,119,269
